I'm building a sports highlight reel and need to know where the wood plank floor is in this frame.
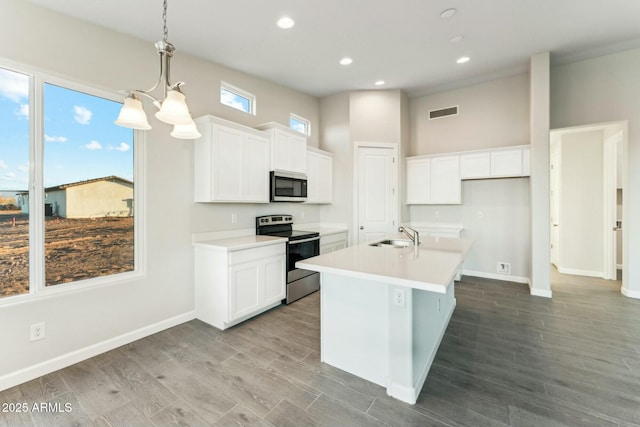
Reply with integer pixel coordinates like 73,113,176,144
2,270,640,426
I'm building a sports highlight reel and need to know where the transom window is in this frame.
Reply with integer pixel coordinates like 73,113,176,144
220,81,256,115
290,113,310,135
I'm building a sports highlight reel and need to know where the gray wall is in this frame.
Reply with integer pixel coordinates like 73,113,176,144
559,131,604,274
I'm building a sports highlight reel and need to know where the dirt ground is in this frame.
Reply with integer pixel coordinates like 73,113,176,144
0,211,134,297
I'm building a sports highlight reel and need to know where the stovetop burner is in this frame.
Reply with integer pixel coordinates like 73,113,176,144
255,215,318,241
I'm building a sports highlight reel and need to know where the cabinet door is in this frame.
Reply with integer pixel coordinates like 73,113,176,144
406,158,431,204
262,255,286,306
460,152,490,179
305,151,320,203
229,262,261,322
290,134,307,173
317,154,333,203
272,129,294,171
306,151,333,204
243,133,270,202
491,149,522,177
212,125,244,201
430,155,461,204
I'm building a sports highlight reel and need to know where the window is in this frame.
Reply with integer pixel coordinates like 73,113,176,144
0,67,30,298
220,81,255,115
0,64,141,301
290,113,310,135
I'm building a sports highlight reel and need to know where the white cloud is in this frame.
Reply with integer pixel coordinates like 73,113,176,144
221,91,250,111
17,103,29,118
0,160,7,170
44,134,68,143
109,142,130,152
17,164,29,173
0,68,29,102
84,140,102,150
73,105,92,125
4,171,16,179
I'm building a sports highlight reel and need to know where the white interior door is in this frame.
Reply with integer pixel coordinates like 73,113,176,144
356,146,397,243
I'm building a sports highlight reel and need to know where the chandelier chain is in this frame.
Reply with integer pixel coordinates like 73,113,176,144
162,0,168,42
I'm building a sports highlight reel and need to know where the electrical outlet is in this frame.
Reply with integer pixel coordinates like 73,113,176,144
30,322,45,341
392,288,405,308
231,213,238,223
434,210,440,218
497,262,511,275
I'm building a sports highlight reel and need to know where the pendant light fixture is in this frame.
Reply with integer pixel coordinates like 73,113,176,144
114,0,200,139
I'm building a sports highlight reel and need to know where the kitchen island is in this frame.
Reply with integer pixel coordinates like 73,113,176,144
296,235,473,404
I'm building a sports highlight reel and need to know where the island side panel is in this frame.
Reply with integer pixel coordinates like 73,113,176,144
412,282,456,398
320,273,389,387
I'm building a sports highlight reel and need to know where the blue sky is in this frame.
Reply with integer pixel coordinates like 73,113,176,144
0,68,133,192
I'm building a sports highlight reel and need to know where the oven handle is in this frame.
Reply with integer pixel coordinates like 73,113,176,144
288,236,320,245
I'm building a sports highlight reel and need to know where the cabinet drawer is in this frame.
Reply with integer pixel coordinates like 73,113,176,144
228,243,285,265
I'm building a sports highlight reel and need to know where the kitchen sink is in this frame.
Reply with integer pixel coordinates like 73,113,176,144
369,239,413,248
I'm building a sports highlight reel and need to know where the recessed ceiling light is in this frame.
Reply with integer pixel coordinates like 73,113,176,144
374,80,386,86
456,56,470,64
339,57,353,66
440,8,457,19
450,35,464,44
276,16,295,29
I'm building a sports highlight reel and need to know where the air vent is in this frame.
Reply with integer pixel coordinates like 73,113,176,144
428,105,458,120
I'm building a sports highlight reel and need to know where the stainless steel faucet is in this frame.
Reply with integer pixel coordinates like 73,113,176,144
398,226,420,246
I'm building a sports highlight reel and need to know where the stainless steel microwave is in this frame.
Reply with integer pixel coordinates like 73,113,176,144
270,170,307,202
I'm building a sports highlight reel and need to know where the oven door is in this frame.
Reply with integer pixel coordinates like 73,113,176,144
287,236,320,282
271,171,308,202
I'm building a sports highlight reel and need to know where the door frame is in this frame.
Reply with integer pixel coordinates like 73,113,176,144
549,120,626,285
352,142,400,245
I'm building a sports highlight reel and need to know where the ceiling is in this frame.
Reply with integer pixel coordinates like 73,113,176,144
24,0,640,98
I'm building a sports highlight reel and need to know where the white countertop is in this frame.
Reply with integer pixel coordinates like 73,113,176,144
193,235,286,251
296,235,473,293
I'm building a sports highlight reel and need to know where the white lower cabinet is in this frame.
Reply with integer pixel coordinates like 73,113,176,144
195,242,286,330
320,232,348,254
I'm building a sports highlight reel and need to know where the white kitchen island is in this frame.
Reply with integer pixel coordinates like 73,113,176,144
296,235,473,404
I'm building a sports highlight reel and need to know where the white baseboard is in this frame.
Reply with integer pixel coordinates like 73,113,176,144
529,287,553,298
0,311,196,392
556,267,604,278
621,286,640,299
462,269,530,284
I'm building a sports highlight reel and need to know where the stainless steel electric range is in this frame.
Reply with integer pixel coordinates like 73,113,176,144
256,215,320,304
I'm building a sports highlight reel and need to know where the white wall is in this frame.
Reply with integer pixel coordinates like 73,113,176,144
408,74,532,281
0,0,320,389
551,48,640,297
409,74,530,155
558,131,604,275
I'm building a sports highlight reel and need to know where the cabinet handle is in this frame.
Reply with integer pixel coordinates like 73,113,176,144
359,226,364,230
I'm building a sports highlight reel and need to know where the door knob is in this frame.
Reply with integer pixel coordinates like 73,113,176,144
359,226,364,230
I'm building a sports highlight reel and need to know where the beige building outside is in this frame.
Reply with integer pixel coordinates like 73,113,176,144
20,176,134,218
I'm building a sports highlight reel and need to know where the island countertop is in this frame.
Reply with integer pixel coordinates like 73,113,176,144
296,235,473,293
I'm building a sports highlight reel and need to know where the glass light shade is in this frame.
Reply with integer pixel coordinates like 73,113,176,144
114,97,152,130
155,89,192,125
170,119,202,139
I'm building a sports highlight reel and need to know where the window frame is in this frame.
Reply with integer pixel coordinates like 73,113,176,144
290,113,311,136
220,81,256,115
0,60,145,306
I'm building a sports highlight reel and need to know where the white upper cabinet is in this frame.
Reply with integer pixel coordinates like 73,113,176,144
194,115,270,203
256,123,307,174
306,148,333,204
406,155,461,205
460,145,530,180
460,152,491,179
